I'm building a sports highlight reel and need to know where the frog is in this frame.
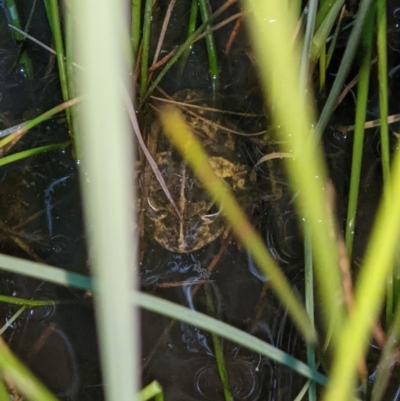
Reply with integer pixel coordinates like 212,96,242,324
139,90,252,253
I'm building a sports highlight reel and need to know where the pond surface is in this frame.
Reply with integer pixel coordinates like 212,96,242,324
0,0,400,400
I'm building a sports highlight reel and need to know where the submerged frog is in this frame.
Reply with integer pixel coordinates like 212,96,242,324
140,90,252,253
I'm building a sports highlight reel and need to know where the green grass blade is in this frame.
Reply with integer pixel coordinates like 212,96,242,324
140,0,153,98
0,253,92,290
139,381,164,401
48,0,73,137
244,0,345,344
5,0,34,78
73,0,140,399
304,229,317,401
0,96,81,148
300,0,318,91
42,0,53,34
345,7,374,261
323,142,400,401
316,0,375,135
5,0,24,40
178,0,199,75
319,43,327,90
294,382,311,401
0,339,58,401
326,6,345,68
205,285,233,401
0,253,325,387
0,306,27,336
371,299,400,401
0,142,70,167
137,292,327,385
315,0,344,31
0,379,8,401
377,0,390,184
290,0,302,20
198,0,220,88
159,106,316,343
131,0,141,56
310,0,344,64
0,295,59,307
376,0,395,326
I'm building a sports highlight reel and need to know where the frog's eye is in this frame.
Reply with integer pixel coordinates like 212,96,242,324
202,204,221,222
147,197,164,218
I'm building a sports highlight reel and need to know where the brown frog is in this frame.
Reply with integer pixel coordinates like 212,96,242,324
140,90,252,253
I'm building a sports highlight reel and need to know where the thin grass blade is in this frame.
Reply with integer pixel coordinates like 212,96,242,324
0,338,58,401
140,0,153,98
137,292,326,385
0,142,70,167
139,381,164,401
300,0,318,91
0,379,8,401
371,299,400,401
243,0,345,344
131,0,141,56
0,253,92,290
178,0,199,75
205,284,233,401
304,229,317,401
198,0,220,88
316,0,375,135
310,0,344,63
49,0,73,136
0,252,325,387
158,105,316,342
323,137,400,401
345,6,374,261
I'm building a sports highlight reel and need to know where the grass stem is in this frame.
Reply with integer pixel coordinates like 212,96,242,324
300,0,318,91
178,0,199,76
159,105,316,343
140,0,153,98
5,0,33,79
345,7,374,261
377,0,390,184
316,0,374,135
304,229,317,401
49,0,74,138
377,0,395,326
0,142,70,167
205,284,233,401
139,381,164,401
132,0,142,56
0,338,57,401
198,0,220,90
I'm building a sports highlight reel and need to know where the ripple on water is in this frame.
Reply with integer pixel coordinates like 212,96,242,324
194,351,264,401
195,361,262,400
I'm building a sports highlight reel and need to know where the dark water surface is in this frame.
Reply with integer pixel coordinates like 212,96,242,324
1,0,400,400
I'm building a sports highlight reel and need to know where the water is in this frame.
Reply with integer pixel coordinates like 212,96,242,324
1,0,399,400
